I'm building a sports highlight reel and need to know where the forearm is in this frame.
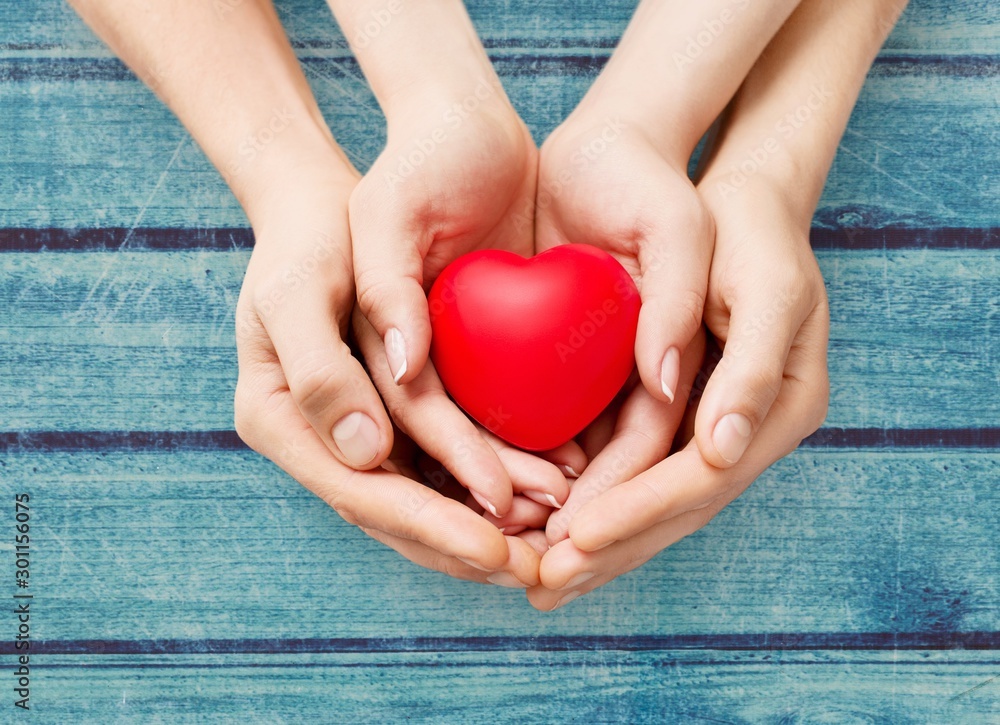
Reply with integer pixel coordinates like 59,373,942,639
67,0,352,219
326,0,504,120
699,0,909,220
579,0,802,162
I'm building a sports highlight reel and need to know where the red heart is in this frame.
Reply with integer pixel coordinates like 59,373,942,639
428,244,640,451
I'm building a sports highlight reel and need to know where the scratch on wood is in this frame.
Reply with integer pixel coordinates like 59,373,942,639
949,672,1000,701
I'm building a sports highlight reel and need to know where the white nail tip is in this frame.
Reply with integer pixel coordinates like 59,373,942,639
660,380,675,404
559,464,580,478
486,501,499,517
392,358,407,384
545,494,562,509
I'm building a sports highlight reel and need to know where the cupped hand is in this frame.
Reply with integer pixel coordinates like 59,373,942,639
535,109,714,408
348,80,548,517
232,161,538,586
527,181,829,611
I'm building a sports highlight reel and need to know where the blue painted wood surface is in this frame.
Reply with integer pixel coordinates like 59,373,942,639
0,0,998,721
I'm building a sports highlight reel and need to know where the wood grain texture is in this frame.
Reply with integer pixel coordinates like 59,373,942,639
0,448,995,640
0,0,997,720
0,65,996,228
2,0,999,53
0,249,995,431
18,651,1000,724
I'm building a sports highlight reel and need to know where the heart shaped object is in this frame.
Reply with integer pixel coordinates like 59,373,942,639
428,244,640,451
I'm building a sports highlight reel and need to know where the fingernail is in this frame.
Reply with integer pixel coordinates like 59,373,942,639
472,491,499,518
385,327,408,384
558,464,580,478
523,490,562,509
552,590,581,610
713,413,753,464
331,412,380,467
487,572,526,588
458,556,491,572
563,571,595,589
659,346,680,404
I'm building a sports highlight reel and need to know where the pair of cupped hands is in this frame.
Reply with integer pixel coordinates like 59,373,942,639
234,67,830,610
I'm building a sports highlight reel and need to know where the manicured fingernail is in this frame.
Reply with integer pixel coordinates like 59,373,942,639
472,491,499,518
385,327,408,384
331,412,380,467
659,346,680,404
523,490,562,509
487,572,526,588
552,590,581,610
558,464,580,478
563,571,595,589
458,557,491,572
498,527,507,534
713,412,753,464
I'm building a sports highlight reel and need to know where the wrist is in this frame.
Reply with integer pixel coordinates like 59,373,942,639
330,0,501,119
237,141,358,236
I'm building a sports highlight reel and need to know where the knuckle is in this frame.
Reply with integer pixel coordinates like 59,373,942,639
287,355,356,419
673,287,707,337
740,365,785,422
354,268,398,319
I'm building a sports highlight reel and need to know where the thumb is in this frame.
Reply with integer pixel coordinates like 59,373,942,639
349,186,432,386
633,203,714,405
695,283,812,468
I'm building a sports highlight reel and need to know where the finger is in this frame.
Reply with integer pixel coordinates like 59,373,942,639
354,307,514,517
533,439,589,481
634,194,714,406
362,528,541,588
248,262,393,471
349,181,433,386
570,324,829,551
517,529,551,557
481,494,555,534
234,358,508,571
480,428,570,508
694,275,819,468
529,501,725,611
546,330,705,545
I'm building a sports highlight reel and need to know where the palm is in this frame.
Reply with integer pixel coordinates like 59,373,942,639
360,106,538,288
535,127,706,282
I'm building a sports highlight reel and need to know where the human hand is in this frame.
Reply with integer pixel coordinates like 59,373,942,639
527,181,828,610
328,0,547,517
232,160,543,586
524,0,908,608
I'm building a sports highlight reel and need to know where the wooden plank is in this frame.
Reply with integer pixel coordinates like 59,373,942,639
2,0,998,54
14,651,1000,722
0,66,996,228
0,448,995,640
0,249,994,432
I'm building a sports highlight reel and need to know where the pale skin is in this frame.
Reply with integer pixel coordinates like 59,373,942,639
67,0,907,605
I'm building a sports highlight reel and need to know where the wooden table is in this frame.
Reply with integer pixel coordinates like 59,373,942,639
1,0,997,721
